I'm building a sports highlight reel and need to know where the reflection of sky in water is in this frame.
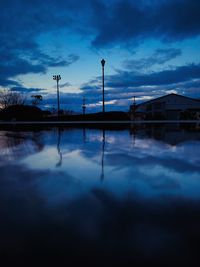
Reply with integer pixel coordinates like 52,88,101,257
1,126,200,265
1,127,199,205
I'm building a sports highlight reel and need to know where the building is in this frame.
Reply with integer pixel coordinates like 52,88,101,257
129,93,200,120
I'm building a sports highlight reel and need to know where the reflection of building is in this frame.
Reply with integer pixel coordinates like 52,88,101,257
130,123,200,146
130,93,200,120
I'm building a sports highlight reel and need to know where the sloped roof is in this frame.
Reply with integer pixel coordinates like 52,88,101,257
134,93,200,108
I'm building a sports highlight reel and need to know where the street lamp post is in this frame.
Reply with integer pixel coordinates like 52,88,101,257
53,75,61,118
101,59,105,113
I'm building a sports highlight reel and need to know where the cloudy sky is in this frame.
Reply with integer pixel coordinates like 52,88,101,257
1,0,200,112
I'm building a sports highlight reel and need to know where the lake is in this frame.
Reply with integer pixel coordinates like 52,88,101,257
0,123,200,266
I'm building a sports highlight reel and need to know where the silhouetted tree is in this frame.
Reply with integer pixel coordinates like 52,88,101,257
0,90,26,110
31,95,43,106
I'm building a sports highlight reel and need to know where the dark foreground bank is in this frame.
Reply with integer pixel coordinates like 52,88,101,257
0,105,129,121
1,196,200,267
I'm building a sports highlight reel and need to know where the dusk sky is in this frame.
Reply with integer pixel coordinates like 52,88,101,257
1,0,200,112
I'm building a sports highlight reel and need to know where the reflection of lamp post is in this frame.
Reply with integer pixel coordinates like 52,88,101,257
101,59,106,113
100,129,105,181
56,128,62,167
53,75,61,117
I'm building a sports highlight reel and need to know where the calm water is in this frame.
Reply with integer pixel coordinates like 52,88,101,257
0,124,200,266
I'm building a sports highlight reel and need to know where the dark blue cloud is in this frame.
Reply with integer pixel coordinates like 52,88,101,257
91,0,200,47
10,87,45,94
0,0,80,87
59,82,72,88
43,54,80,68
0,58,46,76
0,78,20,87
0,52,79,87
0,50,46,86
106,63,200,88
123,48,182,70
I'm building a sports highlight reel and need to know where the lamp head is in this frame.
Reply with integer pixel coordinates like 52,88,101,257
53,75,61,80
101,59,105,67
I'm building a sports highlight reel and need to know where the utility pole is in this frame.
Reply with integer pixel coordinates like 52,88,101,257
82,96,86,115
133,96,136,120
101,59,106,113
53,75,61,118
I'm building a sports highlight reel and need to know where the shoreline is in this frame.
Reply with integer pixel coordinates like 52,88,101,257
0,120,200,125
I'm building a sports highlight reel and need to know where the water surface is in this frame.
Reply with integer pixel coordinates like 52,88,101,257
0,124,200,266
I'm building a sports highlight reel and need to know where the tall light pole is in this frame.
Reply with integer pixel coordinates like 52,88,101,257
101,59,105,113
82,96,86,115
53,75,61,117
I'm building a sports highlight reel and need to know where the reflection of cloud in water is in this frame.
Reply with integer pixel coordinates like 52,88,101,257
3,127,197,201
0,131,44,161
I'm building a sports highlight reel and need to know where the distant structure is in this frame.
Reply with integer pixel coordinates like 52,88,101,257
31,95,42,106
53,75,61,116
82,97,86,115
101,59,106,113
129,93,200,120
131,96,136,119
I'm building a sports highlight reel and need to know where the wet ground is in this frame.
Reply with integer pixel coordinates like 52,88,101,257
0,123,200,266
